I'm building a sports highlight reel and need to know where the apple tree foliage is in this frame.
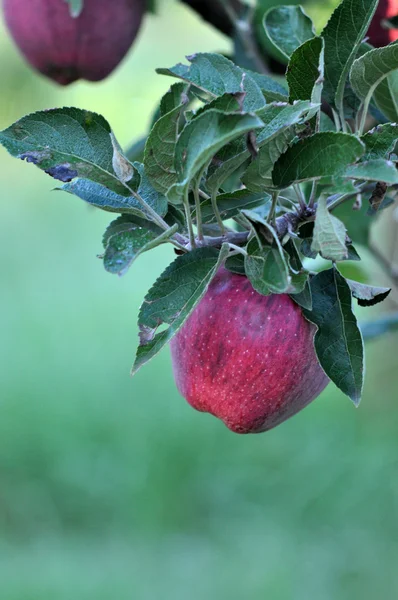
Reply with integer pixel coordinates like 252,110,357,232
1,0,398,407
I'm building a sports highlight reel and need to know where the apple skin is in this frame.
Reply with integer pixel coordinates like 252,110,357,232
3,0,145,85
367,0,398,47
170,268,329,434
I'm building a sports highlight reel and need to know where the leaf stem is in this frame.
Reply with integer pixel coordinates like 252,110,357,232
228,243,247,256
193,176,205,242
358,94,372,136
267,191,279,224
184,188,196,249
308,181,317,208
293,184,306,210
124,183,188,246
211,189,226,234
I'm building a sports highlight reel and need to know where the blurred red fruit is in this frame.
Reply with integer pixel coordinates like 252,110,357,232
367,0,398,47
3,0,145,84
170,268,329,434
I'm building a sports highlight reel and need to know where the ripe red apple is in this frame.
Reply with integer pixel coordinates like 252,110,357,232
3,0,145,85
170,268,329,434
367,0,398,47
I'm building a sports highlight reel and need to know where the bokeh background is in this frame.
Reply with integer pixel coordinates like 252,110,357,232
1,1,398,598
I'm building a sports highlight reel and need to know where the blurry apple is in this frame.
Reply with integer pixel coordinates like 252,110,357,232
367,0,398,46
170,268,329,434
3,0,145,84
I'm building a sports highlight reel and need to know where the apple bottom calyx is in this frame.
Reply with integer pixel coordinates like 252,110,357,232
170,268,329,434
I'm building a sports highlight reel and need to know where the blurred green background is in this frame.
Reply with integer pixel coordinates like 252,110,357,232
1,1,398,598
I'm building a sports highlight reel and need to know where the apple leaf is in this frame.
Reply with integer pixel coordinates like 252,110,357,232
159,82,190,116
272,133,364,188
225,254,246,275
167,109,264,204
194,189,270,224
345,159,398,184
61,178,147,217
303,268,364,406
242,128,295,192
312,195,348,261
132,163,168,217
207,100,313,193
350,41,398,121
361,123,398,161
373,71,398,123
333,196,371,247
347,280,391,306
103,218,178,276
132,244,230,374
157,53,267,112
322,0,378,108
245,237,291,295
144,103,186,195
0,108,131,195
263,5,315,61
287,37,324,110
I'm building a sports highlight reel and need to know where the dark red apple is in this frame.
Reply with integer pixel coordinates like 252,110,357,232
367,0,398,47
170,268,329,434
3,0,145,85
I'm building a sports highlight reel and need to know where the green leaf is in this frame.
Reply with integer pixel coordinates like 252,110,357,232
207,101,313,193
245,237,291,295
144,104,185,195
64,0,83,17
333,195,371,246
103,218,178,276
303,268,364,405
312,195,348,261
245,70,289,103
157,53,266,112
263,5,315,61
347,279,391,306
373,71,398,122
160,82,189,116
345,159,398,184
322,0,378,108
61,179,147,217
350,41,398,120
194,189,270,224
132,244,230,374
361,123,398,161
272,133,365,188
242,128,295,192
225,254,246,275
287,37,324,109
133,162,168,217
0,108,129,195
192,93,245,118
167,109,264,204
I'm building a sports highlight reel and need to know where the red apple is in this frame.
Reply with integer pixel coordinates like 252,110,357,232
3,0,145,85
170,268,329,434
367,0,398,47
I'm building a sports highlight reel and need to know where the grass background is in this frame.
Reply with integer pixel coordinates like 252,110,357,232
1,1,398,598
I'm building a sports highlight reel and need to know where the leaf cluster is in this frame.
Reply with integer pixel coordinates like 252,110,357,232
1,0,397,406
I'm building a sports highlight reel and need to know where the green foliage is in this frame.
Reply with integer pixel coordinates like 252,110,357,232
303,268,364,405
350,41,398,122
263,5,315,61
133,245,229,373
1,0,398,410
